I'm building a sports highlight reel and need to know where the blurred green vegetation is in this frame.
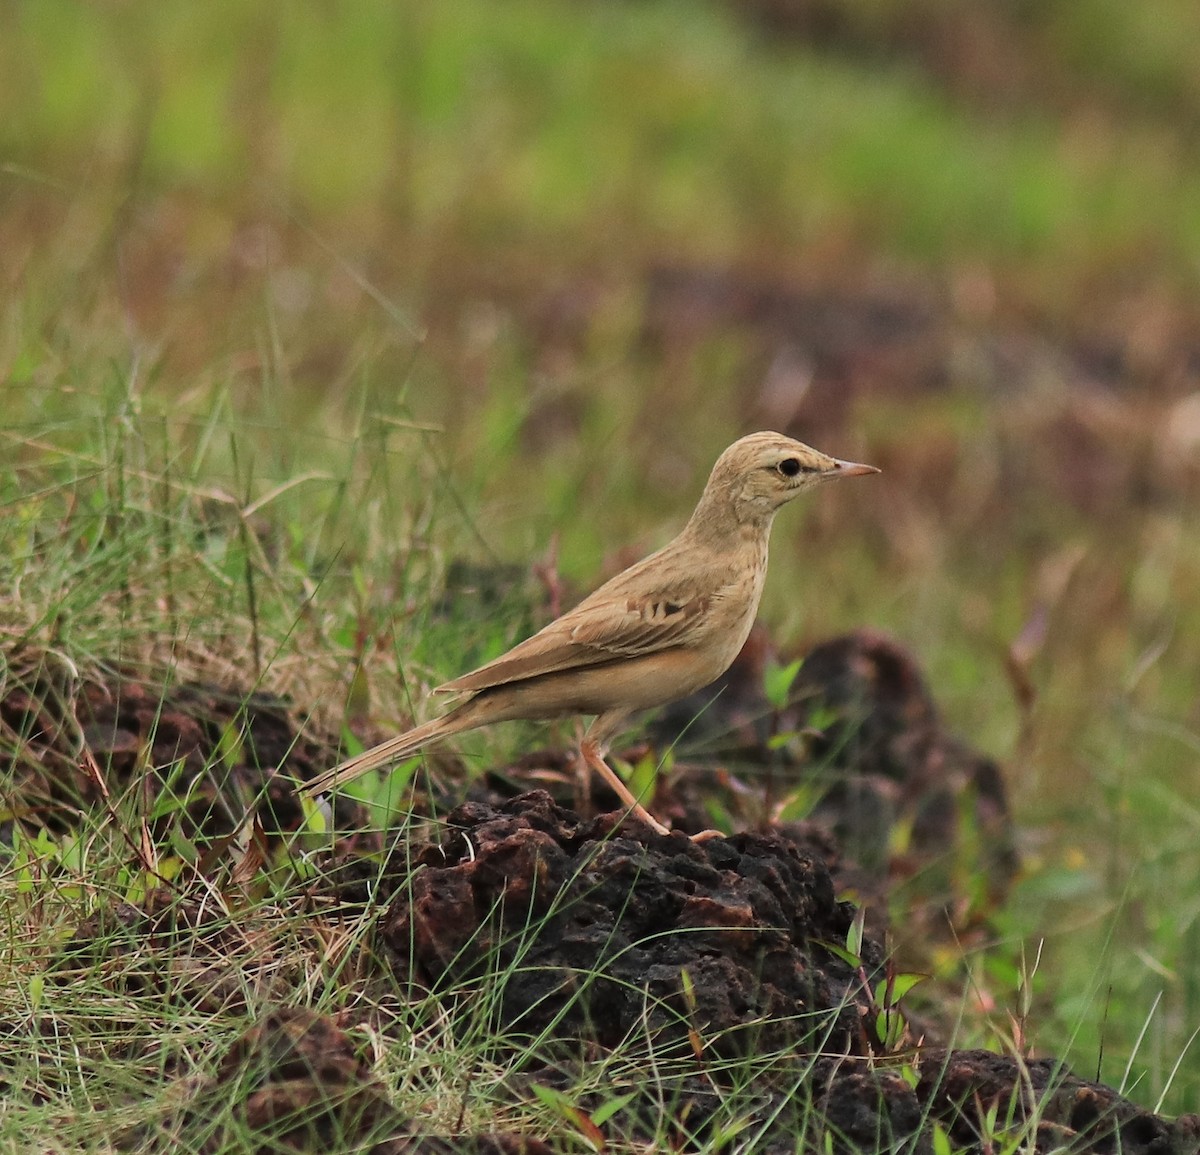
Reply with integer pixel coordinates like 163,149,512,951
3,0,1200,1123
6,0,1200,288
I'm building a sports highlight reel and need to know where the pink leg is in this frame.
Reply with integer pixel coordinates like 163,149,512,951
579,736,671,836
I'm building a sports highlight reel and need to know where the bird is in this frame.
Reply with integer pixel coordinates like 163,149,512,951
303,432,879,835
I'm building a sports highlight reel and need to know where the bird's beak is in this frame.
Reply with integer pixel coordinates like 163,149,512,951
827,457,881,478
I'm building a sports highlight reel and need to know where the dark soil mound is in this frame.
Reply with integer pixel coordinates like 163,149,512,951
0,659,346,843
10,634,1199,1152
379,790,880,1059
366,792,1199,1154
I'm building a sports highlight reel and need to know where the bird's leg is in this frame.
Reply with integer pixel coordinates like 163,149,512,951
572,718,592,817
578,727,671,837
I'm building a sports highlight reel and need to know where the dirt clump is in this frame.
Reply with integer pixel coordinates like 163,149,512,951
651,627,1018,933
0,661,346,843
173,1007,553,1153
11,635,1198,1151
367,792,1199,1154
378,790,880,1059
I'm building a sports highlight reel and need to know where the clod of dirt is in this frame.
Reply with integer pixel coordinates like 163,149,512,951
379,790,883,1060
1,659,349,843
918,1049,1200,1155
191,1008,399,1153
398,1137,554,1155
370,793,1199,1155
792,630,1017,893
652,628,1018,928
178,1008,554,1155
55,890,297,1014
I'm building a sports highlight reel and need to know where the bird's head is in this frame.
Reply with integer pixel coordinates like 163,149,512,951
696,431,880,529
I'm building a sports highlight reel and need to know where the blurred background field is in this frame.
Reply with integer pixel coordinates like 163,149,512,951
3,0,1200,1118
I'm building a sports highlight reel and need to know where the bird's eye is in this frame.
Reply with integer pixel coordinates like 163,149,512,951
778,458,802,477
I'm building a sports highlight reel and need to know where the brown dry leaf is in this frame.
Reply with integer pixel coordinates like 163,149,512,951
230,810,269,887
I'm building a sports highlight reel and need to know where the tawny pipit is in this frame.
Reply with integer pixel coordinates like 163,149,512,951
304,432,879,834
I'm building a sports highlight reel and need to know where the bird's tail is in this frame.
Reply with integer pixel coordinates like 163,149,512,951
302,701,479,797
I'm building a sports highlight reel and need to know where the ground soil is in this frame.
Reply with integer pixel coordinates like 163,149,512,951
6,628,1199,1151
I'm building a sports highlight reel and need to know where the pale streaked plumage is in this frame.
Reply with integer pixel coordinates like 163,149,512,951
304,432,879,834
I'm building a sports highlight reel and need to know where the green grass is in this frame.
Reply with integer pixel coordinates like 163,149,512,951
3,339,1198,1139
3,0,1200,1140
7,0,1200,296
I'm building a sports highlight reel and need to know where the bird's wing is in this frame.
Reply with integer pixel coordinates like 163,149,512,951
436,589,711,695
